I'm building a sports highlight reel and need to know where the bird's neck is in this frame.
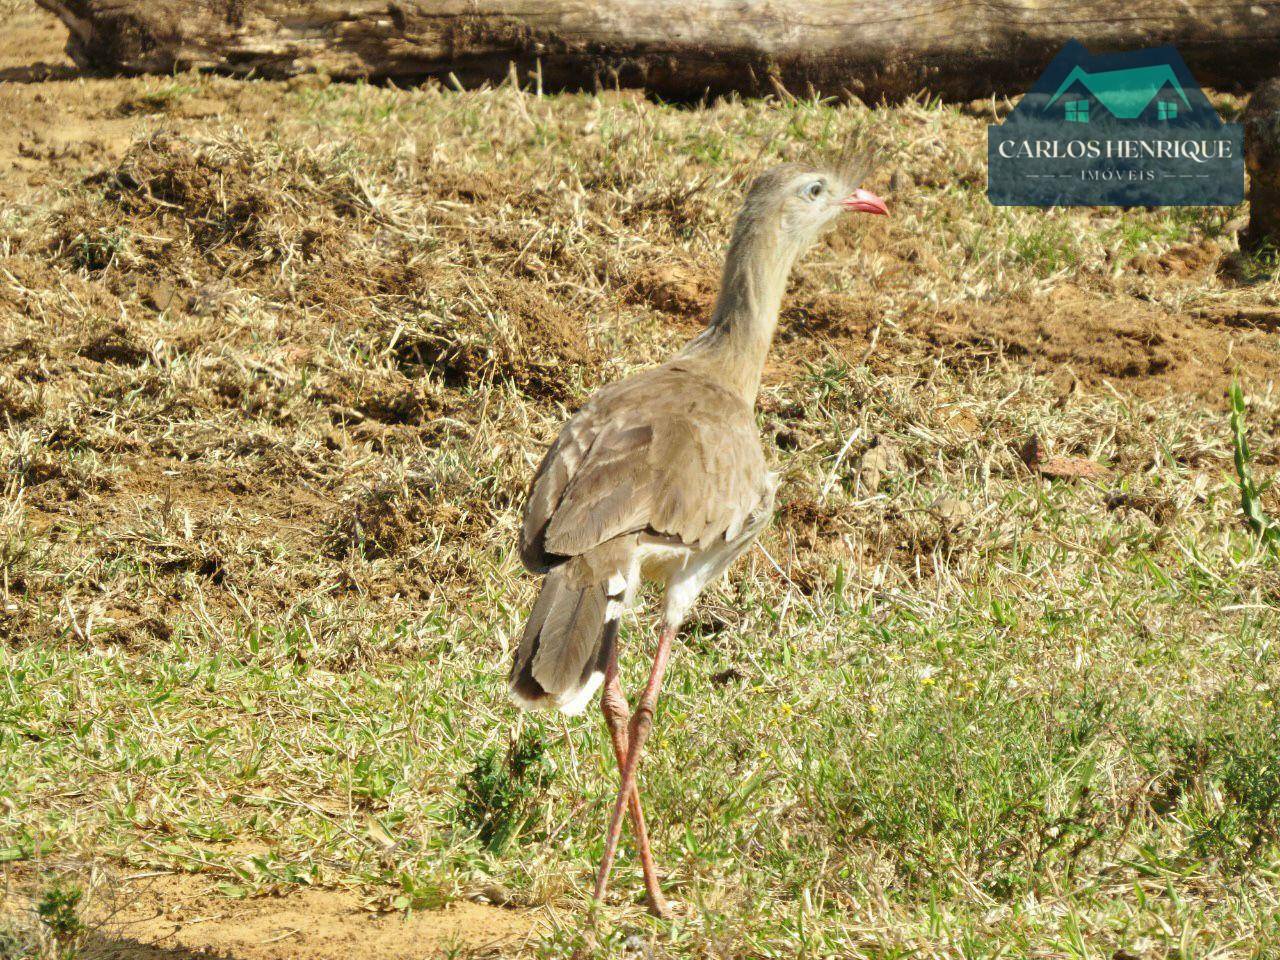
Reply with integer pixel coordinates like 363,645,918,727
678,228,796,406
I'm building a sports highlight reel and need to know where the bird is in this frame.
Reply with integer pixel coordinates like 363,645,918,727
508,159,888,917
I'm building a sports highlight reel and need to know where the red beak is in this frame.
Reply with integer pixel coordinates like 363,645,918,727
840,188,888,216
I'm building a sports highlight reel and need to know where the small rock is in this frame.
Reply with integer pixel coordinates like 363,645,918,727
286,72,333,92
141,279,186,314
1038,457,1108,480
770,420,805,451
1021,434,1107,481
176,96,225,119
932,496,974,530
856,436,905,494
472,883,516,907
710,666,745,685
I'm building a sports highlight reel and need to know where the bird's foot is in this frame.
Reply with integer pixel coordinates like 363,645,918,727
588,886,678,921
645,894,674,920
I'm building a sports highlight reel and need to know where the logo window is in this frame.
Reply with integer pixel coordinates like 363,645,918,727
1157,101,1178,120
1064,99,1089,122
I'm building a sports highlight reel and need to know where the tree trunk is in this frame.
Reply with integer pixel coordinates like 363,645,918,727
33,0,1280,102
1245,79,1280,251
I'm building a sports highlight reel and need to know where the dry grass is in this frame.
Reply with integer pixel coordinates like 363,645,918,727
1,23,1279,959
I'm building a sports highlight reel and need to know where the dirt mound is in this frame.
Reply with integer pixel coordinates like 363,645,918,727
32,134,599,402
922,287,1280,396
765,281,1280,400
103,135,279,248
628,261,716,319
328,463,486,560
390,273,598,401
47,133,357,274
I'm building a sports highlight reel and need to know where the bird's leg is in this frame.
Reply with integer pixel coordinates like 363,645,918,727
600,650,671,918
594,624,676,913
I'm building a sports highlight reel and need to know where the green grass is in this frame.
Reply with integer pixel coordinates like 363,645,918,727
1010,219,1083,276
459,731,554,855
1235,239,1280,283
1231,381,1280,553
4,359,1279,956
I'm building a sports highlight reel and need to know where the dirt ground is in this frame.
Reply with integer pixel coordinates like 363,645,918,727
3,2,1279,957
2,868,535,958
98,878,532,959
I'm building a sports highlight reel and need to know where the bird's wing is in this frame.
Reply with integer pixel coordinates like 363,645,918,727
519,367,770,572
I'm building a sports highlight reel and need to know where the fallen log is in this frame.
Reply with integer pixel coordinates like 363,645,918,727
33,0,1280,102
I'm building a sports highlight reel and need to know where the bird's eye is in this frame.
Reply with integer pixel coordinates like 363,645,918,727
803,180,826,201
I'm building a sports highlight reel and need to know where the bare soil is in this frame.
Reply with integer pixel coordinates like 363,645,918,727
1,870,535,959
627,225,1280,399
96,876,533,960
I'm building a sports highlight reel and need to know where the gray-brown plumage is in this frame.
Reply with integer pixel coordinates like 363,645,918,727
511,370,769,711
508,160,887,916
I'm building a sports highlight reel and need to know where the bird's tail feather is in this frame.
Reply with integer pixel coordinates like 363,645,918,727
509,565,618,715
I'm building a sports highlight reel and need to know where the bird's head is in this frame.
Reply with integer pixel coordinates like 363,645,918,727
733,159,888,259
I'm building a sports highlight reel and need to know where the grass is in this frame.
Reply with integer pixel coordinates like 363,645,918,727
0,41,1278,959
459,731,554,855
1231,381,1280,553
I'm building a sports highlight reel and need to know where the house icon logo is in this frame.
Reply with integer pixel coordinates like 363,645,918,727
988,41,1243,206
1046,65,1190,124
